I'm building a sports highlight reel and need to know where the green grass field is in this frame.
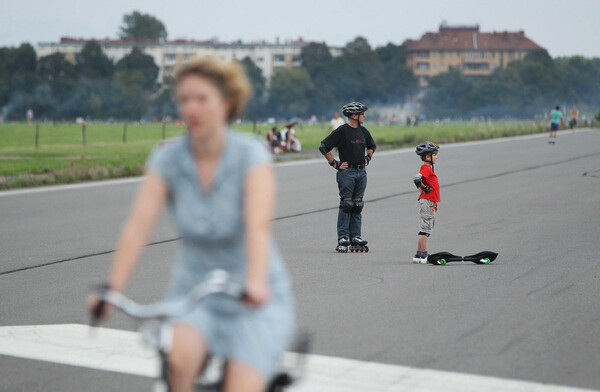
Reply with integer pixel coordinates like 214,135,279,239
0,120,548,189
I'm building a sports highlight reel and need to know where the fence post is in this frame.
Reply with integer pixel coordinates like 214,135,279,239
162,121,166,140
123,122,127,143
35,123,39,148
82,122,87,146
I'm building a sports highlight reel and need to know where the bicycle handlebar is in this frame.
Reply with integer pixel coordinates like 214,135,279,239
91,269,245,322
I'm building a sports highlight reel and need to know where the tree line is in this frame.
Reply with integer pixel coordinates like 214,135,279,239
1,10,599,121
423,50,600,118
0,42,169,121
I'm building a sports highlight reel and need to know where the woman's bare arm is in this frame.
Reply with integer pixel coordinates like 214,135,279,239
108,171,169,292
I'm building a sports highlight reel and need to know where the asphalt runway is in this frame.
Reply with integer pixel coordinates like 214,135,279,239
1,129,599,391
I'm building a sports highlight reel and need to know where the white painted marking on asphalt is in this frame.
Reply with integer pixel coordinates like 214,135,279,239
0,128,592,197
0,177,143,197
0,324,596,392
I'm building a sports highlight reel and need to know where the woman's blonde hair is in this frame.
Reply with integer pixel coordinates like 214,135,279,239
174,56,252,123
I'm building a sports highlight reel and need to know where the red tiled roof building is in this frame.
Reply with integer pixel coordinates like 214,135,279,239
404,24,544,87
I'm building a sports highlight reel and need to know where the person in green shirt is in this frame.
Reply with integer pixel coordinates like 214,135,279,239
548,105,564,144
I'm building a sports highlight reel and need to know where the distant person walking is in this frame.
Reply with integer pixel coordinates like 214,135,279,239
26,108,34,125
569,106,579,129
548,105,564,144
329,112,345,131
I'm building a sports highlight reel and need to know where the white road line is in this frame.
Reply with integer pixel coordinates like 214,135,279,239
0,128,592,198
0,324,596,392
0,177,143,197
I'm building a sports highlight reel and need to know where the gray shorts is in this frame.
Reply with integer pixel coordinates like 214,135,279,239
419,199,437,235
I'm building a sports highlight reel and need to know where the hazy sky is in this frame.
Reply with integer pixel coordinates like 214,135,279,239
1,0,599,58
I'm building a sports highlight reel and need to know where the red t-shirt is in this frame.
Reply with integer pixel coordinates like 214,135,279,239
418,164,440,202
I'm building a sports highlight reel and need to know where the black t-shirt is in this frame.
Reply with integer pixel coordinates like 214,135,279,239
321,124,376,165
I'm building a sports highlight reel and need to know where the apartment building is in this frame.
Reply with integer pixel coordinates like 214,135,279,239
404,24,544,87
37,37,342,83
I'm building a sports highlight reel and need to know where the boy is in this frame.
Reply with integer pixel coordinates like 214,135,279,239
412,141,440,263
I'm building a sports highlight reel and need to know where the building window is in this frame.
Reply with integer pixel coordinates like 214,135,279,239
439,52,445,59
491,52,496,58
466,52,474,59
508,51,514,59
417,62,429,70
274,54,285,62
464,63,489,71
417,51,429,58
517,52,522,59
479,51,485,58
440,64,445,70
419,75,428,83
456,51,460,58
432,64,436,70
257,56,264,62
165,53,176,61
432,52,437,58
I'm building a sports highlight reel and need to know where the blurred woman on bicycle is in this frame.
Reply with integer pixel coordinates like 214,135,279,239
88,56,295,392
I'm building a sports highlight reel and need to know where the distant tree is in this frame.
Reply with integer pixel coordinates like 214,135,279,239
76,41,114,79
555,56,600,103
147,85,177,120
376,43,417,102
115,47,158,89
240,57,266,118
113,69,146,119
37,53,76,81
119,11,167,40
328,37,384,102
422,69,472,117
301,42,333,78
267,68,315,118
11,44,37,75
342,36,372,57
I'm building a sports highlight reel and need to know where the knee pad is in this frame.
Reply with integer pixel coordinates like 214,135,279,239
352,198,364,214
340,198,354,213
418,232,430,237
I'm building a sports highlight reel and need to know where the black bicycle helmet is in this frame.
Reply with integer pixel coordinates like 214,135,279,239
415,141,439,156
342,102,368,117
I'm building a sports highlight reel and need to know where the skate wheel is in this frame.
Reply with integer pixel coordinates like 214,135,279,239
364,246,369,253
481,258,491,264
439,258,446,265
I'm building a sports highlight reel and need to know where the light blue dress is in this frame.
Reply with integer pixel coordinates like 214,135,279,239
146,130,295,379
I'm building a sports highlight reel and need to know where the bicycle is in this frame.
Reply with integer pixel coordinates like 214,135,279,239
90,269,309,392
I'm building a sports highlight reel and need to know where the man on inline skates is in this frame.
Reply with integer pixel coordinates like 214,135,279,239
319,102,376,252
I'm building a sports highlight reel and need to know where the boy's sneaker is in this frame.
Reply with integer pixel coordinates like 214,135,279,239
419,252,429,264
412,252,421,263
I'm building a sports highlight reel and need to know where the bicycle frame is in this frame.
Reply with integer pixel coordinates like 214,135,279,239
90,269,308,392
